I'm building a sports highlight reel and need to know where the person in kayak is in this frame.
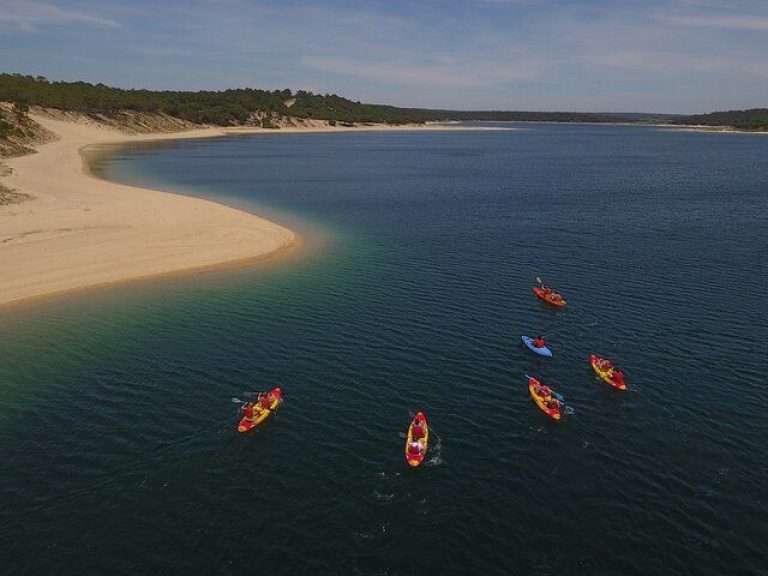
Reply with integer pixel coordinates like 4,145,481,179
596,357,612,371
411,419,425,440
533,336,546,348
612,368,625,384
259,393,273,410
241,402,257,422
539,383,552,398
408,441,424,457
545,397,560,411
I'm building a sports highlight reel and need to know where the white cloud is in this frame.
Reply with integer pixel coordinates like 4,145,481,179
658,12,768,31
301,54,540,90
585,49,768,79
0,1,118,31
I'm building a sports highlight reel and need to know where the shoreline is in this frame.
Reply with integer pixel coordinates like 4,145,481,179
658,124,768,135
0,116,501,308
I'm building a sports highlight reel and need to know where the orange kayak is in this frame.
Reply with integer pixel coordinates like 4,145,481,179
533,286,566,307
589,355,627,390
237,387,282,432
405,412,429,467
528,376,561,420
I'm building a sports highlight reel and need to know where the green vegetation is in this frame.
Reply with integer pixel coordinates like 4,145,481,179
6,72,760,130
0,110,11,138
0,73,623,126
673,109,768,131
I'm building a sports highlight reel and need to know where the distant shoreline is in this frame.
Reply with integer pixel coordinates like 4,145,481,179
0,115,502,308
658,124,768,135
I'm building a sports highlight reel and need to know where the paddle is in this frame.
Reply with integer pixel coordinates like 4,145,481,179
232,394,265,406
524,373,565,403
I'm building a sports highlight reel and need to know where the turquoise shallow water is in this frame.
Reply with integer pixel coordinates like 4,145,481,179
1,124,767,575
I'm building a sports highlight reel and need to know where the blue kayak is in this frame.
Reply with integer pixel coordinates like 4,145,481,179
522,335,552,357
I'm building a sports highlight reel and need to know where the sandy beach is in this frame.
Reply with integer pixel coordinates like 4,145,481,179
0,116,304,307
0,115,499,307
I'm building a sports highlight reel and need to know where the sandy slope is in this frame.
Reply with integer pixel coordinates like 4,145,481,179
0,116,300,307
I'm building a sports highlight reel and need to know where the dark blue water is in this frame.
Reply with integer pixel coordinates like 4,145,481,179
1,124,767,575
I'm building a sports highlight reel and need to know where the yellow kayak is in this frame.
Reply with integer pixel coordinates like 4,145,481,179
528,376,561,420
237,387,283,432
405,412,429,467
590,355,626,390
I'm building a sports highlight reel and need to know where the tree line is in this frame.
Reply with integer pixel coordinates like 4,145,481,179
672,109,768,131
0,73,624,126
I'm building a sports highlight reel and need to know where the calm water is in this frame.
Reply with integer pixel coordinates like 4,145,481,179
1,124,767,575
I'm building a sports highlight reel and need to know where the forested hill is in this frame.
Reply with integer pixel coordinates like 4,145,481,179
673,108,768,131
7,73,760,130
1,73,619,126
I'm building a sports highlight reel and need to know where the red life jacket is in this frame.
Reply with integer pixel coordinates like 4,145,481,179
412,424,424,440
243,406,255,419
534,338,545,348
408,443,421,455
260,395,272,409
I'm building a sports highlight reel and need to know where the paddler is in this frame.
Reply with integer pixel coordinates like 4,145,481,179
411,418,425,441
241,402,257,422
612,368,625,385
259,393,273,410
539,383,552,398
545,398,560,411
533,336,546,349
407,441,424,457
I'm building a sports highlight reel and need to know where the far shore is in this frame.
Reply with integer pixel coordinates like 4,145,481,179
0,115,503,308
659,124,768,135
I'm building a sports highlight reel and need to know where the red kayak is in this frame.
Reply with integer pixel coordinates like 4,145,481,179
528,376,562,420
405,412,429,467
589,355,627,390
237,387,282,432
533,286,567,308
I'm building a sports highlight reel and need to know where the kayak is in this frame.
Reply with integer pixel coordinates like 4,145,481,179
405,412,429,468
237,387,283,432
522,335,552,357
533,286,566,308
589,355,626,390
528,375,561,420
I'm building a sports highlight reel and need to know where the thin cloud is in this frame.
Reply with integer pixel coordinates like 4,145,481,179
659,13,768,31
586,49,768,79
302,55,539,89
0,1,118,31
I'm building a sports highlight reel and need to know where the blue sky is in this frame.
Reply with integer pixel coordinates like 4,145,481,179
1,0,767,112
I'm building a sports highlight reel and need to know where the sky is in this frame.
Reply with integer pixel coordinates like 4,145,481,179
0,0,767,113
